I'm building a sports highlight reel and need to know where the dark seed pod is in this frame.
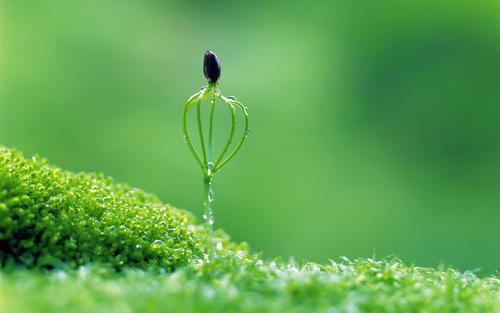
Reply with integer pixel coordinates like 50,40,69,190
203,51,221,83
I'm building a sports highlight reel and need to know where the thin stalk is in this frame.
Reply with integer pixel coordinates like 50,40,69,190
197,99,208,167
182,93,204,170
208,85,216,162
204,84,217,259
215,100,236,168
203,175,215,258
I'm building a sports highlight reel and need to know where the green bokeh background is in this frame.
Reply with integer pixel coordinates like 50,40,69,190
2,1,500,273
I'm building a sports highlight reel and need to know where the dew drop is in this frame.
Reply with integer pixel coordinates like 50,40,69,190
151,240,164,248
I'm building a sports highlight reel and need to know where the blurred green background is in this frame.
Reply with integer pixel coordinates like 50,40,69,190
2,1,500,273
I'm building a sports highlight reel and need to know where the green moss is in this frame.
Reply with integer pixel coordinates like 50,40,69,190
1,146,500,312
0,146,206,270
2,256,500,313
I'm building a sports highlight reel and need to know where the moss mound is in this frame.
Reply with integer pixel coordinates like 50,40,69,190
0,146,204,270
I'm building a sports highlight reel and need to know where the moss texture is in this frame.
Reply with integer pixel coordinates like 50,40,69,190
2,256,500,313
0,146,204,270
1,146,500,313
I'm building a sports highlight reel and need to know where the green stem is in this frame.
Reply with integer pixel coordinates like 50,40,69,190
208,86,216,162
205,84,217,259
214,96,249,171
203,175,215,258
197,99,208,167
215,100,236,167
182,92,204,170
183,84,249,261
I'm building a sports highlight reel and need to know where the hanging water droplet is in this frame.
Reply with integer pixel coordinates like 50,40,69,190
203,214,208,220
208,190,214,203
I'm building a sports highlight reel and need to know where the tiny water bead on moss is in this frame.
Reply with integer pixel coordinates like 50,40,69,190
0,146,209,270
183,50,249,260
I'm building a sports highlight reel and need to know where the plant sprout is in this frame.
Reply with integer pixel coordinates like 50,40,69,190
182,51,249,259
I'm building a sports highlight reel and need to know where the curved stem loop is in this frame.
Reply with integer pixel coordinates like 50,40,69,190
183,86,249,176
214,94,249,172
182,90,204,170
